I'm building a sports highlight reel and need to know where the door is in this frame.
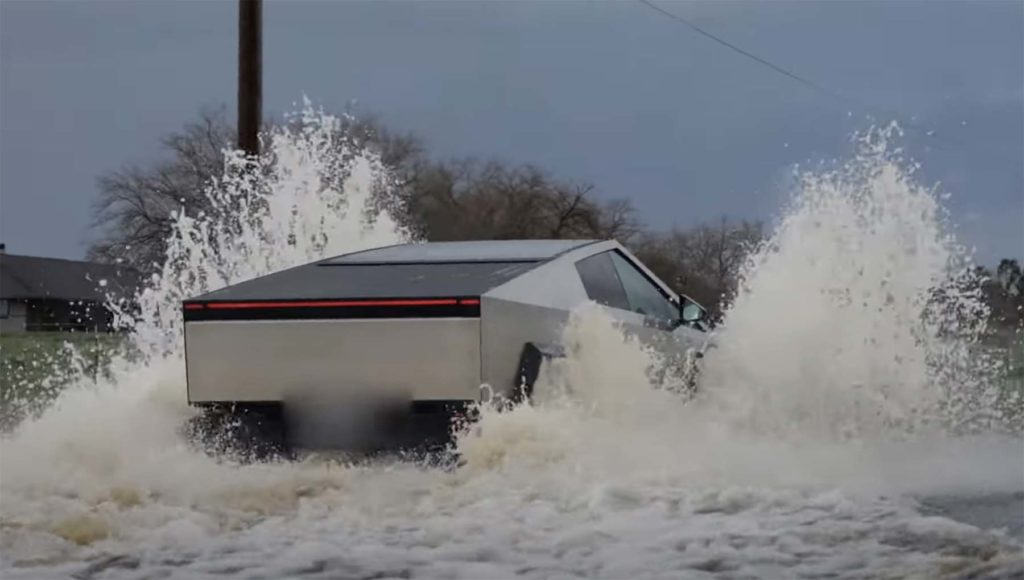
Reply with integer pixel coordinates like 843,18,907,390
574,250,708,389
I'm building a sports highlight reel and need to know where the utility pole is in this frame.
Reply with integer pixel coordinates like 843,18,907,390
238,0,262,156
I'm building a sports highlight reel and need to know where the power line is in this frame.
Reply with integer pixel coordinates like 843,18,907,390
634,0,977,155
636,0,853,106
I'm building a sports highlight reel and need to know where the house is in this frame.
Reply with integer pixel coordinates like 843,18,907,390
0,246,140,333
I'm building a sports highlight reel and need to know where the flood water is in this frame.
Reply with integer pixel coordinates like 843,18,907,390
1,108,1021,579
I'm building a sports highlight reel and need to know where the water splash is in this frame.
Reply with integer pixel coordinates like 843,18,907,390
0,101,408,559
699,124,1012,439
454,125,1021,507
118,99,408,360
1,116,1020,577
2,99,407,478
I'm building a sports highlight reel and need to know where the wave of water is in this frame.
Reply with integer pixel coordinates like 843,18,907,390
1,110,1021,578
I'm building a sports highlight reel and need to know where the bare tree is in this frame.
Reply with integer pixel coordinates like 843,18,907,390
684,217,763,296
996,259,1023,297
90,108,234,270
977,259,1024,330
90,107,763,319
398,159,637,243
89,109,424,273
630,217,764,316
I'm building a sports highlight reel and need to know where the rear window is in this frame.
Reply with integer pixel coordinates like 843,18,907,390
192,261,541,302
322,240,589,264
575,252,629,310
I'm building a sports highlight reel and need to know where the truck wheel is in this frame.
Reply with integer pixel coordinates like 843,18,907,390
186,403,289,462
512,342,565,406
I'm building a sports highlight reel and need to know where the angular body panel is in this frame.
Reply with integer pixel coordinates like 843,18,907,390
186,318,481,403
182,239,713,445
479,298,570,396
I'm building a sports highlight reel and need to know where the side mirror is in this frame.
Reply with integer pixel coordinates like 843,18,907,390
681,302,704,324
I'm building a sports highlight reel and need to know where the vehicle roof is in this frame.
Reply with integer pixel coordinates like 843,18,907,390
324,239,599,265
188,240,602,302
190,262,540,302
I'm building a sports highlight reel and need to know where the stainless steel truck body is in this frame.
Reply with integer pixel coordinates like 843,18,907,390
183,239,711,452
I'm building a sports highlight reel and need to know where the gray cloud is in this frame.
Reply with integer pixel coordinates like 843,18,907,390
1,0,1020,263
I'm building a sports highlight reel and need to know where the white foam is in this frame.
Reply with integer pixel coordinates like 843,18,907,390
1,117,1020,578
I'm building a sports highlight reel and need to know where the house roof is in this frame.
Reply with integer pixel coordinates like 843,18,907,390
0,253,141,302
323,239,599,265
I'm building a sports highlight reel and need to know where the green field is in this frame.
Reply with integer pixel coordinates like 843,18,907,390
0,332,125,431
1,330,1021,434
1000,336,1024,425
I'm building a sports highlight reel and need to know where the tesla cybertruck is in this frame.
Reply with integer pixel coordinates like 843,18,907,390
182,239,712,454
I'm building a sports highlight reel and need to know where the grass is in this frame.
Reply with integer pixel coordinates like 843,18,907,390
0,329,1021,434
1005,339,1024,380
978,330,1024,431
1002,336,1024,393
0,332,124,431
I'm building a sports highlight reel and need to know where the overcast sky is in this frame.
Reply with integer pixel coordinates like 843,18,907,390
1,0,1021,264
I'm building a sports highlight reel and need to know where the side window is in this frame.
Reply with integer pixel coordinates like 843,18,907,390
575,252,629,310
608,251,678,323
0,299,8,319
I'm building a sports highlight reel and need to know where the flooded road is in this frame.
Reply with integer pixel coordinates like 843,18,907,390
1,111,1021,579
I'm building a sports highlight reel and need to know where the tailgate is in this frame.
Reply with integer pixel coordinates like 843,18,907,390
184,315,481,403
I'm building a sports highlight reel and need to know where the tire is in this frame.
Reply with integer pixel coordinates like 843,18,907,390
513,342,565,406
186,403,289,462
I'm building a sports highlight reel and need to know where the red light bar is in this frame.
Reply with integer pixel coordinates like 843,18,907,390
458,298,481,305
199,298,469,310
183,303,205,310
